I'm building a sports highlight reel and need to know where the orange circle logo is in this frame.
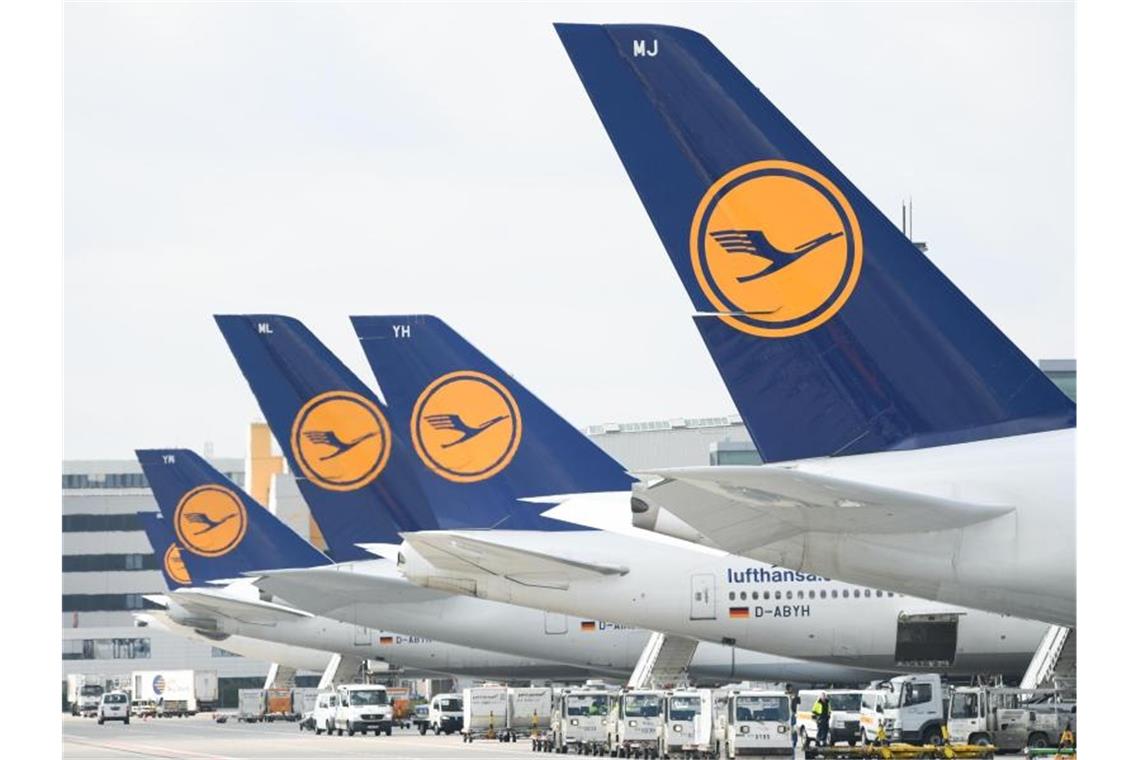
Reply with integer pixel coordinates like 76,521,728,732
291,391,391,491
411,371,522,483
174,484,248,557
690,160,862,337
164,543,191,585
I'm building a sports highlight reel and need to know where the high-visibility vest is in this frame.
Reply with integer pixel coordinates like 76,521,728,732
812,700,824,716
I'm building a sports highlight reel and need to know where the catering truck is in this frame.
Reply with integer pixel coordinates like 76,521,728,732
131,670,203,717
947,686,1076,751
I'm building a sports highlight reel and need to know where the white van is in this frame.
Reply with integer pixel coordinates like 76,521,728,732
97,691,131,725
334,684,393,736
312,691,338,735
427,693,464,735
797,689,866,747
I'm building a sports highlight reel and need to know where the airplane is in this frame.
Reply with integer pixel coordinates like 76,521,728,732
554,23,1075,626
350,313,1051,680
215,314,893,685
220,313,1045,682
136,512,345,674
136,448,606,681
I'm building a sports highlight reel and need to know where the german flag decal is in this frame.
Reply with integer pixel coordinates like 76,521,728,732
379,636,394,645
580,621,597,632
729,607,750,619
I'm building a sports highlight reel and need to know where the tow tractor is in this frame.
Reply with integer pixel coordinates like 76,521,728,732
718,689,794,758
606,689,665,758
549,686,614,755
663,689,716,758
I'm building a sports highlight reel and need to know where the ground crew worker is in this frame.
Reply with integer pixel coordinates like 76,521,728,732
1059,723,1074,748
812,692,831,747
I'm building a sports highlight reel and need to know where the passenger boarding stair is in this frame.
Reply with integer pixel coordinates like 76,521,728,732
627,632,699,689
263,663,297,690
318,653,365,690
1020,625,1076,690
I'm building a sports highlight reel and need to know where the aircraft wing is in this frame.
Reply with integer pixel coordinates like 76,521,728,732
170,588,314,625
253,563,454,615
635,465,1013,556
401,531,629,589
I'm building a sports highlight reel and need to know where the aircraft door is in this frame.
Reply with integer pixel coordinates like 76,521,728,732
354,625,372,646
895,613,960,667
544,612,568,634
690,573,716,620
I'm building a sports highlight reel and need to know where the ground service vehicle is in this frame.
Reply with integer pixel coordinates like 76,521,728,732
718,690,794,758
510,687,553,741
238,689,266,722
131,700,156,719
312,691,338,735
412,703,430,733
97,691,130,725
132,670,199,717
665,689,716,758
797,690,865,747
426,693,463,735
463,686,511,742
334,684,393,736
265,687,293,721
552,687,613,754
71,679,104,717
876,674,945,745
292,687,319,722
948,687,1076,751
608,689,665,757
387,686,413,728
858,691,889,744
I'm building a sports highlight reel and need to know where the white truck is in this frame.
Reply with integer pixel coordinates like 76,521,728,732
334,683,393,736
607,689,665,758
868,674,945,745
948,686,1076,751
67,675,104,717
551,687,613,754
237,689,266,723
131,670,199,717
421,693,463,735
796,689,866,747
462,686,511,742
718,690,795,758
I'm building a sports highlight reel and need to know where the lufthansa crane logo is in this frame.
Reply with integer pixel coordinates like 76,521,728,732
690,160,863,337
164,543,191,585
174,484,248,557
291,390,392,492
411,371,521,483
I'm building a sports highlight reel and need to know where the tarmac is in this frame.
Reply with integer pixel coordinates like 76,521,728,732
64,714,1060,759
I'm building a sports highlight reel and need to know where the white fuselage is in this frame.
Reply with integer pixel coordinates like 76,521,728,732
159,589,597,681
254,560,885,685
395,497,1050,676
743,430,1075,626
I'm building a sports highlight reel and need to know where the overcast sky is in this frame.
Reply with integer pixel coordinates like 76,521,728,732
64,2,1074,460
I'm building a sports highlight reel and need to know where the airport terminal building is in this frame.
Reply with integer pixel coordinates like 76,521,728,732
62,361,1076,704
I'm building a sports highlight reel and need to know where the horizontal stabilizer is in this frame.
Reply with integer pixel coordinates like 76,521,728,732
402,531,629,589
635,466,1012,555
254,564,452,615
170,588,313,625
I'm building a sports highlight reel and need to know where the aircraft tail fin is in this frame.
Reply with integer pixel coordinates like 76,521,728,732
137,511,191,590
556,23,1074,461
214,315,437,561
136,448,329,581
352,315,633,530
